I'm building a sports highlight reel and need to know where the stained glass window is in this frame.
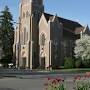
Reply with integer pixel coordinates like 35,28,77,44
40,33,45,46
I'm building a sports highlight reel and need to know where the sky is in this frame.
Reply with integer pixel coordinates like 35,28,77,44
0,0,90,27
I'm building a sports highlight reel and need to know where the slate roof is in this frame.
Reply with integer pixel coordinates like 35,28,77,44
44,13,83,32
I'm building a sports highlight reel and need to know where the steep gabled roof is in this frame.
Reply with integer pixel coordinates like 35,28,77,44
44,13,83,32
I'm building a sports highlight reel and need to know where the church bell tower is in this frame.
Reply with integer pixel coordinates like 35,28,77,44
14,0,44,69
20,0,44,23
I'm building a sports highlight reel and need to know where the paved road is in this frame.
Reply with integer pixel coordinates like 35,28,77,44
0,78,46,90
0,76,75,90
0,73,84,90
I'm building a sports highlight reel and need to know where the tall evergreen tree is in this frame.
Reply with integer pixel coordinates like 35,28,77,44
0,6,14,66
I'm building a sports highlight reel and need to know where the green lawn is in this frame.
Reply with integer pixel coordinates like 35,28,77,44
35,68,90,73
50,68,90,73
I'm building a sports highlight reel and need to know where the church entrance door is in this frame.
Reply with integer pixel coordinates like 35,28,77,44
40,57,45,69
22,57,26,69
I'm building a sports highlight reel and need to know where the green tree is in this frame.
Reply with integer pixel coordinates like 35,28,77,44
64,57,75,69
0,6,14,67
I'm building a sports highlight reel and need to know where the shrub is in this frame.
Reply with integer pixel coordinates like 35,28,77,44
64,57,75,69
75,59,82,68
82,59,90,68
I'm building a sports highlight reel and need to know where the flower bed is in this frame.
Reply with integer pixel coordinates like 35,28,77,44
44,72,90,90
44,77,65,90
74,73,90,90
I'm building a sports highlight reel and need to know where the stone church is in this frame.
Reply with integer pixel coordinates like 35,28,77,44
13,0,89,69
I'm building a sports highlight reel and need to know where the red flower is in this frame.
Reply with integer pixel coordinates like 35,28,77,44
52,79,57,84
86,72,90,78
56,78,64,82
74,75,81,80
47,77,51,80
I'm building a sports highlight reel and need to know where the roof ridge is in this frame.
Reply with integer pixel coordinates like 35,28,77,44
44,12,83,31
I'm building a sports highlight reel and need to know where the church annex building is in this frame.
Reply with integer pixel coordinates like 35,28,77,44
13,0,89,69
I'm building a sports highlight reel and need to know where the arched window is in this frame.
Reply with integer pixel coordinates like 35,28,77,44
23,27,28,44
26,31,28,42
22,12,25,18
40,33,46,46
24,27,26,44
20,31,23,45
26,11,29,17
